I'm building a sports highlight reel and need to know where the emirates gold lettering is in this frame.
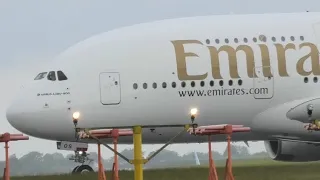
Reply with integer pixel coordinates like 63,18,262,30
296,43,320,76
258,44,273,77
208,45,256,79
171,40,320,80
171,40,208,80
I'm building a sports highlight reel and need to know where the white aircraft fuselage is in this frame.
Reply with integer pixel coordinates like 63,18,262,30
6,12,320,146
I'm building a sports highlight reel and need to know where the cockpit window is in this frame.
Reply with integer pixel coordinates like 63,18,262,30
57,71,68,81
34,72,47,80
47,71,56,81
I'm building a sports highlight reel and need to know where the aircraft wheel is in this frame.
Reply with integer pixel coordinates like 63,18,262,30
71,166,79,174
75,165,94,174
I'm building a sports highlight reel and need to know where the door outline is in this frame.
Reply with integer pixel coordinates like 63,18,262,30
253,66,274,99
99,72,121,105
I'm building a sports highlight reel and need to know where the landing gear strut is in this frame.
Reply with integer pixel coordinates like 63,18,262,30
69,113,95,174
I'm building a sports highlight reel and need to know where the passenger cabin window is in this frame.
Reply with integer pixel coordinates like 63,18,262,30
57,71,68,81
47,71,56,81
34,72,47,80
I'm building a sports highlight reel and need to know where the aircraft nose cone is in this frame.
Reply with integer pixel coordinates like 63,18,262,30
5,99,43,136
6,97,76,141
6,103,22,131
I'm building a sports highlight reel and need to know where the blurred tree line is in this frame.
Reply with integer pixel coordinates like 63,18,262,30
0,144,268,176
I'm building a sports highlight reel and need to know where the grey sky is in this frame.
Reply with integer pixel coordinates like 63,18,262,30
0,0,317,160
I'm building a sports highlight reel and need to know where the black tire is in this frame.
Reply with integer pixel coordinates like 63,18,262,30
75,165,94,174
71,166,79,174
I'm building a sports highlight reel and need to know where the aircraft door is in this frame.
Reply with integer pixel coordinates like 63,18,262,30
99,72,121,105
253,66,274,99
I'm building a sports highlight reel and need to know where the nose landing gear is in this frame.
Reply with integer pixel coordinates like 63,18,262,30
56,141,95,174
69,151,94,174
72,165,94,174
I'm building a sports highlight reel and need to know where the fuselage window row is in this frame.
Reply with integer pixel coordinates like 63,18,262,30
205,35,304,44
303,77,319,83
132,79,243,90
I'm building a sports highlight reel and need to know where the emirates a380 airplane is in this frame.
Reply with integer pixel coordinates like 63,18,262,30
6,12,320,173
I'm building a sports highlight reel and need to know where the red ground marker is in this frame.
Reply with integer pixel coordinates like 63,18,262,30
89,129,133,180
188,124,251,180
0,133,29,180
